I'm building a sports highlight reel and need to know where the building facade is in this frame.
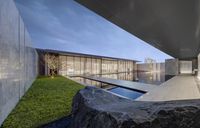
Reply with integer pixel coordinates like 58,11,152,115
37,49,138,77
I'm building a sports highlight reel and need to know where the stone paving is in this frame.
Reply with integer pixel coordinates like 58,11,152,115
137,75,200,101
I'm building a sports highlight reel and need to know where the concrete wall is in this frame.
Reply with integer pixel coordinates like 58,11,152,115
179,61,193,74
165,59,179,75
0,0,38,125
198,54,200,78
160,63,165,73
191,58,198,71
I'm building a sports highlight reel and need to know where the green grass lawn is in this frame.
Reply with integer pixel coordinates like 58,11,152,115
1,76,84,128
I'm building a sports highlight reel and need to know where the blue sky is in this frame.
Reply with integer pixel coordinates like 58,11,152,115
15,0,172,62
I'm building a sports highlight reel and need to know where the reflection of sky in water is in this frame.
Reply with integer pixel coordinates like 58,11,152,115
73,72,173,87
72,72,174,100
107,72,169,100
109,87,144,100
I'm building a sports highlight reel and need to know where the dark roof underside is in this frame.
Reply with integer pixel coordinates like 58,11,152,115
36,48,139,62
76,0,200,59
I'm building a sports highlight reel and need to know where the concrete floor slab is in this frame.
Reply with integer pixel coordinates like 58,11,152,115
137,75,200,101
80,76,155,93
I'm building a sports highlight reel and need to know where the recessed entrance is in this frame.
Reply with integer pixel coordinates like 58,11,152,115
179,61,192,74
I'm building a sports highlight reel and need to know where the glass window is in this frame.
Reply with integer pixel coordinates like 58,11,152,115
59,56,67,75
92,58,97,74
80,57,85,75
96,59,101,74
74,57,81,75
85,58,92,75
66,56,74,75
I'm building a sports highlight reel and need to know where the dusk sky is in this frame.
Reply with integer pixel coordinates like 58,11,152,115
15,0,172,62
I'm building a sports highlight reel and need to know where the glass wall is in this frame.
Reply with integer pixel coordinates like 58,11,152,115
58,55,136,76
59,56,67,75
80,57,85,75
85,58,92,75
74,57,81,75
66,56,74,75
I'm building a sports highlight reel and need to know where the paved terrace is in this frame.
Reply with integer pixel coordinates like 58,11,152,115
137,75,200,101
80,76,155,93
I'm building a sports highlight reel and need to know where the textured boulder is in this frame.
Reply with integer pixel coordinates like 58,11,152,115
70,86,200,128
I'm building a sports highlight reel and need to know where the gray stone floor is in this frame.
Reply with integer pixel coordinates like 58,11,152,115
137,75,200,101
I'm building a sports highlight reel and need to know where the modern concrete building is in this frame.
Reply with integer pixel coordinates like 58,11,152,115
74,0,200,102
0,0,139,124
1,0,200,126
0,0,38,125
76,0,200,59
76,0,200,76
165,58,198,76
37,49,138,76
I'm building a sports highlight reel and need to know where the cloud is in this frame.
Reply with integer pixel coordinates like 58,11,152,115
15,0,172,62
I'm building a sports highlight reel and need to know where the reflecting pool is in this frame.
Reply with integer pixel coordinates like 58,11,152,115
109,87,144,99
71,71,174,100
95,71,172,85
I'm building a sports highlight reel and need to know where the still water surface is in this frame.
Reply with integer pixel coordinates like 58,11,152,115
72,71,174,99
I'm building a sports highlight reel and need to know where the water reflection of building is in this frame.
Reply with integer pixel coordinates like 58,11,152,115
137,58,165,73
137,58,165,84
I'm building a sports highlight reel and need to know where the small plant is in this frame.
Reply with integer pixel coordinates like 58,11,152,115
45,53,59,78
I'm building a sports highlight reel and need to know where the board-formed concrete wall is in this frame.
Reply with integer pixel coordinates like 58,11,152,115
198,54,200,78
0,0,38,125
165,59,179,75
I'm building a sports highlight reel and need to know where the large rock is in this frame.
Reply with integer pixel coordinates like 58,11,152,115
70,86,200,128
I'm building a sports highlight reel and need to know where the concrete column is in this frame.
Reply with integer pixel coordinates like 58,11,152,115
198,54,200,79
165,59,179,76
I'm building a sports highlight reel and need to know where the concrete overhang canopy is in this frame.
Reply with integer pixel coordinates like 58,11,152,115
76,0,200,59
